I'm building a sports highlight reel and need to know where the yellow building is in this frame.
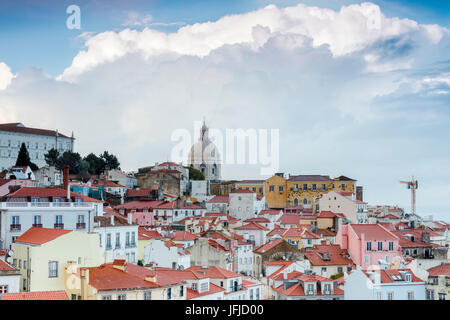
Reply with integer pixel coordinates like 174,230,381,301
234,180,265,197
11,227,103,293
265,174,356,209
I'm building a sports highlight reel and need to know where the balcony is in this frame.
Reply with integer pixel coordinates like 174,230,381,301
10,224,21,231
54,223,64,229
1,202,94,209
32,224,43,228
76,222,86,230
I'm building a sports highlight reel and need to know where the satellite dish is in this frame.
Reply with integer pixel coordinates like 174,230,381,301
6,257,13,264
8,250,13,257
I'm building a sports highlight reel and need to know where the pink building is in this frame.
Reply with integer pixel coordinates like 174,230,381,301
336,224,402,269
114,200,164,226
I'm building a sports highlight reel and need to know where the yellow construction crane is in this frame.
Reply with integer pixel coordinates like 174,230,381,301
400,176,418,216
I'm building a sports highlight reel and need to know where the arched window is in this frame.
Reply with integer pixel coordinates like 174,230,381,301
303,198,308,205
293,198,299,206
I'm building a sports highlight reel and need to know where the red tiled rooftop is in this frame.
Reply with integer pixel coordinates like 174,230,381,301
427,264,450,277
187,282,225,299
350,224,399,240
15,227,72,245
254,239,283,253
0,291,69,300
0,259,16,271
259,209,283,216
207,195,229,203
115,200,165,210
188,265,241,279
234,222,269,231
171,231,199,241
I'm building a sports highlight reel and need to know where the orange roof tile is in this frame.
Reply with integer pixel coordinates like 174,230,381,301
0,291,69,300
15,227,72,245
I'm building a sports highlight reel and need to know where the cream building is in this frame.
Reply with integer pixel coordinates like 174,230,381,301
11,227,103,292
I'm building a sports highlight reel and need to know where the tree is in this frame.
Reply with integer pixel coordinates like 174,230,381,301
84,153,105,175
100,151,120,171
44,148,60,167
56,151,82,174
185,166,205,180
16,143,31,167
15,143,39,171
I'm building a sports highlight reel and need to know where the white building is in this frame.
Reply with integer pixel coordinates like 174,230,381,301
206,195,229,213
319,190,368,224
235,242,254,276
154,200,206,225
34,166,62,187
0,259,20,294
0,187,102,249
93,215,139,264
229,189,265,221
190,180,210,202
0,123,74,170
5,166,35,180
105,169,138,189
143,239,191,270
233,222,269,247
344,267,426,300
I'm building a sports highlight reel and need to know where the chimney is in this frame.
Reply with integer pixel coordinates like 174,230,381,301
421,232,430,244
110,215,115,226
63,165,69,191
127,213,132,225
80,268,89,300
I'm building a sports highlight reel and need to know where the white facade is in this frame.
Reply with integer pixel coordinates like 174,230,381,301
106,169,138,189
344,268,426,300
0,263,20,294
236,243,254,276
34,166,62,187
143,239,191,270
233,227,267,247
93,218,139,264
190,180,209,202
229,192,263,220
0,123,74,170
0,201,97,249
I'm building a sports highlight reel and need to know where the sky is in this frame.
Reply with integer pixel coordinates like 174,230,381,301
0,0,449,220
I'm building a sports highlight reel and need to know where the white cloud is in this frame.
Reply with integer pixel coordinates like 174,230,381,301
1,2,450,219
0,62,14,90
59,2,448,82
122,11,153,27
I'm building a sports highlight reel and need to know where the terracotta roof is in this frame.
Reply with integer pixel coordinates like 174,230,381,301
244,217,270,223
188,265,241,279
171,231,199,241
259,209,283,216
234,222,269,231
0,123,70,138
362,268,423,284
350,224,399,240
0,259,16,271
254,239,283,253
318,211,337,218
207,195,229,203
126,188,156,197
187,282,225,299
114,200,164,210
156,201,204,209
15,227,72,245
138,227,163,240
427,264,450,277
94,215,132,227
8,187,82,198
304,244,353,266
84,263,160,290
282,227,321,239
277,214,301,226
91,180,125,188
0,291,69,300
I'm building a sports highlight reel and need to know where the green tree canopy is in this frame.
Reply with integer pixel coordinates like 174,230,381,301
56,151,82,174
44,148,60,167
185,166,205,180
100,151,120,171
84,153,105,175
15,143,39,171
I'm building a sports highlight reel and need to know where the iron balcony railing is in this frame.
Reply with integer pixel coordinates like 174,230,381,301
32,223,43,228
76,222,86,229
54,223,64,229
10,224,21,231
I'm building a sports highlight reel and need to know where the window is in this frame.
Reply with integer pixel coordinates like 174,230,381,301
321,184,326,191
24,260,27,269
126,232,130,247
278,186,284,192
366,242,372,251
250,289,254,300
426,289,434,300
376,292,383,300
341,184,346,190
180,285,184,297
324,284,331,294
167,288,172,300
117,294,126,300
407,291,414,300
388,242,394,251
106,233,112,250
131,232,136,246
294,184,299,190
77,215,85,223
321,267,327,274
55,215,63,224
303,184,308,191
115,233,121,248
33,215,41,225
49,261,58,278
0,285,8,293
405,273,412,282
143,291,151,300
388,292,394,300
220,281,224,287
269,185,274,192
312,184,317,191
364,255,370,265
303,198,308,205
256,288,260,300
378,242,383,251
438,293,446,300
18,260,22,268
337,267,343,273
131,252,135,263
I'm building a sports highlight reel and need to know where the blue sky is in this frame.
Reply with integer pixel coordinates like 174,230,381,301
1,0,449,75
0,1,449,220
